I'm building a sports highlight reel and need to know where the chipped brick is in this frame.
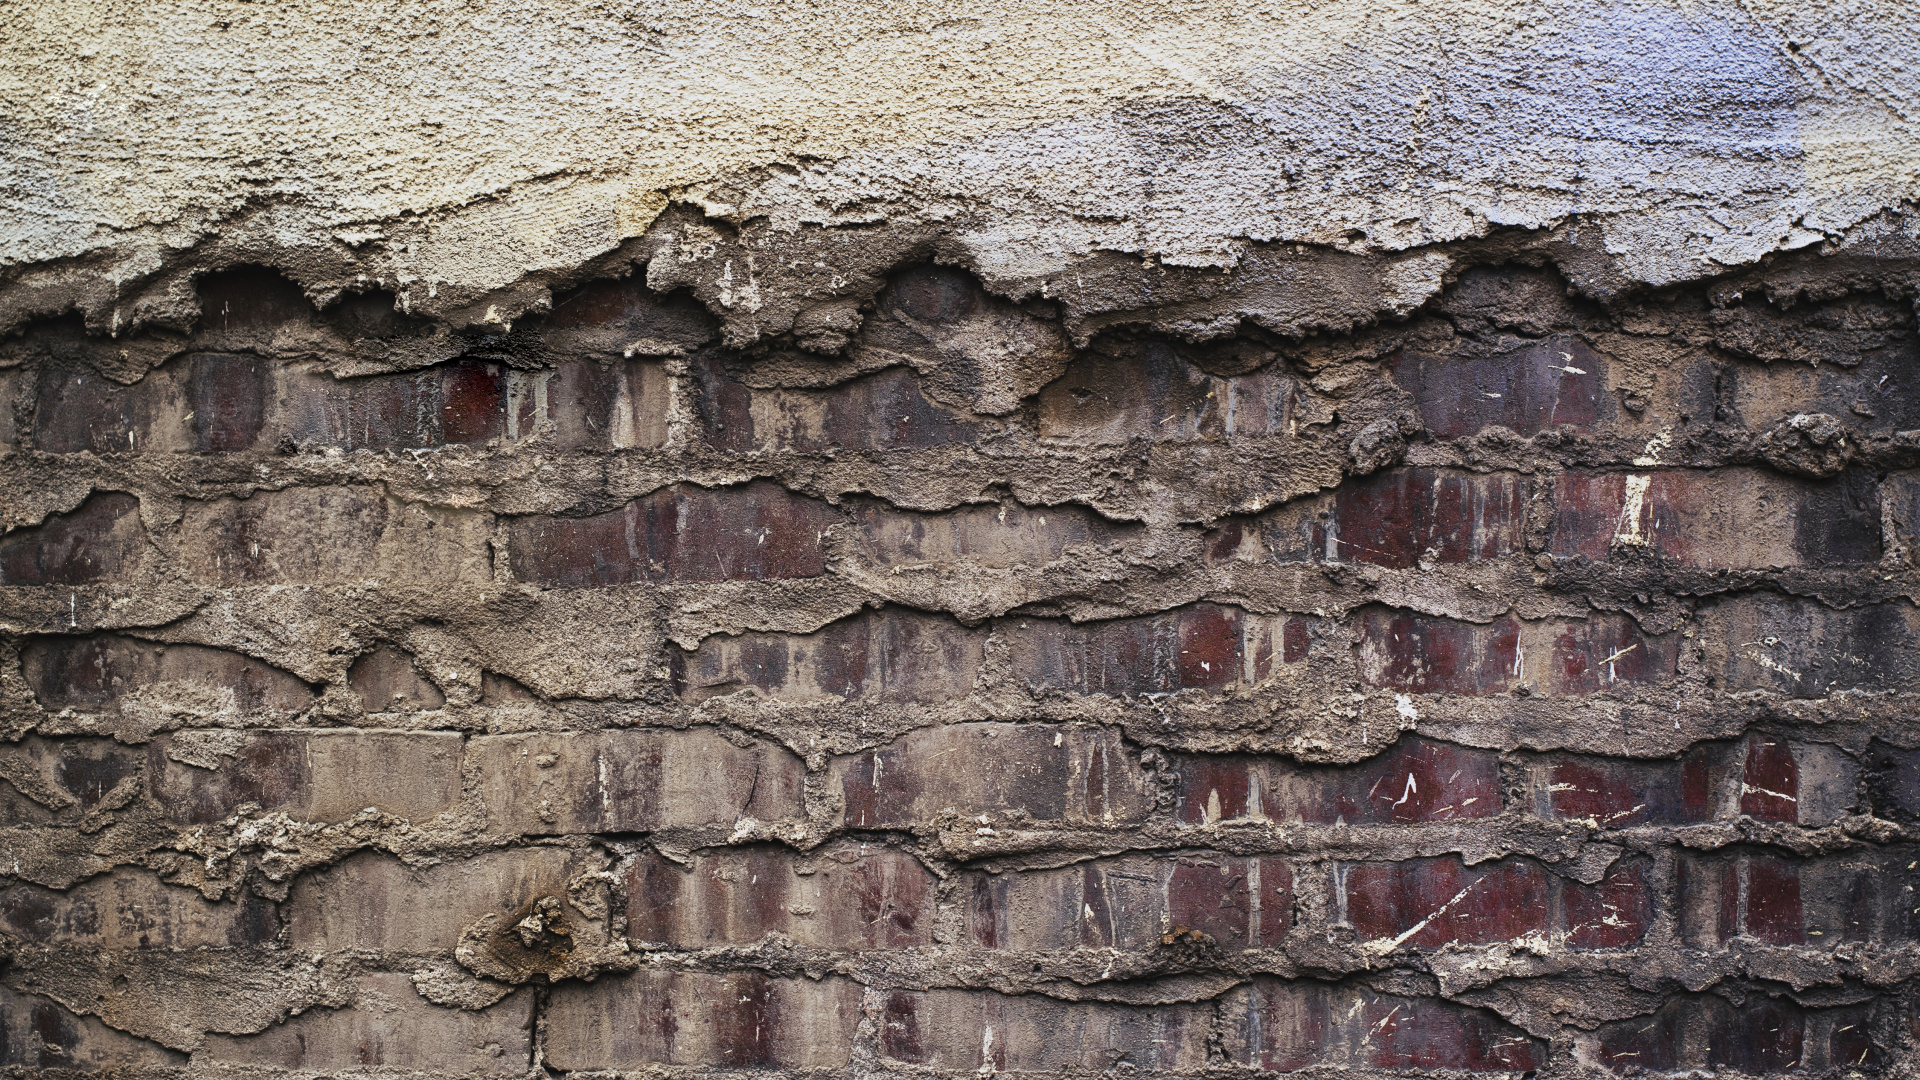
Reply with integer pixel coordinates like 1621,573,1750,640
18,634,315,720
147,730,462,825
0,492,146,585
1550,467,1880,566
179,486,492,585
696,356,985,451
1038,341,1298,443
833,724,1153,828
671,608,982,703
1698,596,1920,697
1,868,276,950
1224,980,1546,1071
195,973,530,1072
1358,609,1677,696
1177,736,1502,826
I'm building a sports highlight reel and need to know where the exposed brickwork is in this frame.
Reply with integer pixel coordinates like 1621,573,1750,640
4,255,1919,1078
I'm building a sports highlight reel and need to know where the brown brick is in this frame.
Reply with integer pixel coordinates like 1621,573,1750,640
537,275,716,361
1214,468,1532,569
0,985,185,1071
544,972,862,1070
1697,596,1920,697
1391,336,1612,438
507,481,837,586
473,729,805,835
179,486,492,585
20,634,316,719
1176,737,1501,825
1536,736,1859,829
695,355,985,451
1337,855,1650,950
1593,994,1826,1074
0,492,146,585
1550,467,1880,567
1358,609,1677,696
1,735,147,814
625,842,936,948
194,973,530,1072
1037,341,1299,443
147,730,463,825
1007,605,1309,696
832,723,1153,828
280,360,518,450
877,989,1211,1071
1223,980,1546,1071
855,499,1140,570
348,645,446,712
286,848,593,953
964,853,1292,950
1677,850,1920,947
1,868,276,950
31,354,270,454
671,609,982,703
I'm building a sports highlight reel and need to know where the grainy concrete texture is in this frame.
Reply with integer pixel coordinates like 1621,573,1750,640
3,1,1920,1077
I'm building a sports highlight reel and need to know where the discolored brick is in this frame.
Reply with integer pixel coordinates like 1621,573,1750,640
194,973,530,1072
18,634,315,721
1007,604,1307,696
877,989,1210,1071
1358,609,1677,696
0,735,146,814
964,853,1292,950
544,972,862,1070
625,842,936,948
506,481,837,586
286,848,593,953
1336,855,1650,950
1177,736,1502,826
1391,336,1612,438
1,868,276,950
855,498,1140,570
671,608,982,703
348,645,447,712
1535,736,1858,828
833,723,1153,829
0,492,146,585
179,486,493,585
1223,980,1546,1071
147,729,462,825
1678,850,1920,947
1594,995,1818,1074
1697,596,1920,697
472,728,805,835
0,985,185,1071
695,355,985,451
1037,340,1299,443
1211,468,1532,569
1550,467,1880,567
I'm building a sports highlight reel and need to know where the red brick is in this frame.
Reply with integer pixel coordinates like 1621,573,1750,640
286,848,597,953
964,853,1292,950
1391,336,1612,438
147,730,463,825
507,481,837,586
877,989,1211,1072
1224,980,1546,1071
1550,467,1880,567
1,868,276,950
180,486,492,585
1037,341,1299,443
1359,609,1677,696
671,609,982,703
0,492,146,585
833,723,1152,829
1594,995,1812,1074
18,634,315,721
1008,604,1308,696
1536,737,1858,828
1337,855,1650,951
1176,736,1502,825
472,729,806,835
1210,468,1532,569
695,356,985,451
194,973,530,1072
0,985,185,1071
348,645,446,712
625,842,936,948
1698,596,1920,697
1679,851,1920,946
544,972,862,1070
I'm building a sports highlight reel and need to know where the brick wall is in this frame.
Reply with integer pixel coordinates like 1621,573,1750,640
2,248,1918,1077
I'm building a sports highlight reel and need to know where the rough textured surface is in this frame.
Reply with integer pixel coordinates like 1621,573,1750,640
5,3,1920,1077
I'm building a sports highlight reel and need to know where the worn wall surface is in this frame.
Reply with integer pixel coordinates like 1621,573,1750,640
4,2,1920,1077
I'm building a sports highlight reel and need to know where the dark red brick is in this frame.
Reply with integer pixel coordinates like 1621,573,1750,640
1007,604,1305,696
1537,737,1857,828
1550,467,1880,567
472,729,806,835
544,972,863,1070
0,493,146,585
19,634,315,719
625,843,935,949
832,724,1152,829
1562,858,1654,949
1741,737,1799,821
1037,340,1298,443
1359,609,1677,697
1225,981,1545,1072
671,609,982,703
1391,336,1612,438
507,481,836,586
695,355,984,452
1595,996,1810,1074
1698,596,1920,697
964,854,1292,951
1328,469,1530,569
147,730,462,825
1677,852,1809,946
1176,737,1501,825
876,990,1210,1072
1340,857,1549,949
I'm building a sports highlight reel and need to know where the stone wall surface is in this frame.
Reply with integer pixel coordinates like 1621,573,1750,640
4,1,1920,1077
